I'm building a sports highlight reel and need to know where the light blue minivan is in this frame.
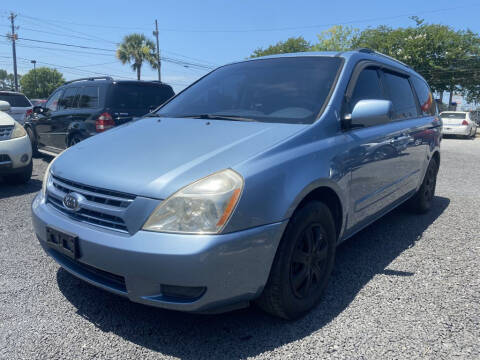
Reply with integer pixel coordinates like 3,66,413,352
32,49,441,319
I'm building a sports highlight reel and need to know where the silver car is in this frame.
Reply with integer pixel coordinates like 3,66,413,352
440,111,477,138
0,91,33,125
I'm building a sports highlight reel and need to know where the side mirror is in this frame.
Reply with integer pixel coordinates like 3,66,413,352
347,99,393,128
33,106,45,114
0,100,11,112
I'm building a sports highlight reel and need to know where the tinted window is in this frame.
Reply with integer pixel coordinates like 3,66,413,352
0,93,31,107
58,87,79,109
350,68,384,108
411,77,436,116
383,72,417,120
110,84,174,111
79,86,99,108
440,112,466,120
156,57,343,124
45,90,63,112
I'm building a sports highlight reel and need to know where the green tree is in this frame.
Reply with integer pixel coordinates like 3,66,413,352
353,19,480,104
19,67,64,98
116,33,158,80
0,69,18,90
313,25,359,52
250,37,312,58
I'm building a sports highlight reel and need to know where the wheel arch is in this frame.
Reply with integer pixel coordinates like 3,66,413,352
287,183,346,242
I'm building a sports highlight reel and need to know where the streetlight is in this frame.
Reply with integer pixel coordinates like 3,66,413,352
30,60,37,98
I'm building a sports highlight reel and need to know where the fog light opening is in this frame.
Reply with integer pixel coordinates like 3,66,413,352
160,284,206,301
21,154,29,163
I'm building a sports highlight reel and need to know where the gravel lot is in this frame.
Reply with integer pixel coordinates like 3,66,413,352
1,136,479,360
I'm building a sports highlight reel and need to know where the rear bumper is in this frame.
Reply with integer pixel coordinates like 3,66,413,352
32,193,287,312
0,135,32,173
442,125,471,136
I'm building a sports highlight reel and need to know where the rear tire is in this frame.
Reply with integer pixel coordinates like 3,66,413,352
256,201,336,320
68,133,83,147
3,160,32,185
407,158,438,214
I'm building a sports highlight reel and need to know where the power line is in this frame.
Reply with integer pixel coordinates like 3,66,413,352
0,34,215,69
9,4,479,33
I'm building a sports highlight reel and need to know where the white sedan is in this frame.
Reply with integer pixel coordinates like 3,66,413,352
440,111,477,138
0,100,32,184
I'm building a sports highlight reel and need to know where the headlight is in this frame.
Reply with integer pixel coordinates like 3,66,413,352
143,169,243,234
10,121,27,139
41,159,55,197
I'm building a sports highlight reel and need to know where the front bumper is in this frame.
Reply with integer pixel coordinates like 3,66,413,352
442,125,471,136
32,193,287,312
0,135,32,173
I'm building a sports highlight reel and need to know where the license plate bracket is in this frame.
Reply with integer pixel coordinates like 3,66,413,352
46,227,79,259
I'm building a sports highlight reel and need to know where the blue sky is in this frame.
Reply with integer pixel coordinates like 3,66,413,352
1,0,480,93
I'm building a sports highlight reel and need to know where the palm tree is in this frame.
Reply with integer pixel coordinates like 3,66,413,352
116,34,158,80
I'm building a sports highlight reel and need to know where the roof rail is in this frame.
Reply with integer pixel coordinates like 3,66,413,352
64,76,113,85
356,48,375,54
354,48,411,69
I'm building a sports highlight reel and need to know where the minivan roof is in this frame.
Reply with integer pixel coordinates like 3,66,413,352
235,49,425,84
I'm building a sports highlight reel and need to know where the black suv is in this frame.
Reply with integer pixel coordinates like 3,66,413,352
25,77,174,155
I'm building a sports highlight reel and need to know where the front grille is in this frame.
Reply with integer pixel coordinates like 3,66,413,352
46,175,135,232
0,125,13,141
0,154,12,163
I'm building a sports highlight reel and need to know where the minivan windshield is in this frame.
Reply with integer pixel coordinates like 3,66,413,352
156,57,343,124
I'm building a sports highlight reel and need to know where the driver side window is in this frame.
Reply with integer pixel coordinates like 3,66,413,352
45,90,63,112
350,67,385,110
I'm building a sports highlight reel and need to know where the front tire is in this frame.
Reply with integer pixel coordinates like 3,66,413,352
3,160,33,185
26,127,39,156
407,158,439,214
256,201,336,320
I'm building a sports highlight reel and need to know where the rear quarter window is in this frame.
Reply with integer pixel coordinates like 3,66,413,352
109,84,174,111
411,77,436,116
0,93,31,107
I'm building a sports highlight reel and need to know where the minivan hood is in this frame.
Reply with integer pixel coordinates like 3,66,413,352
52,117,305,199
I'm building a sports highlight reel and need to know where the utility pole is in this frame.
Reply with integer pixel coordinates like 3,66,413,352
8,12,19,91
31,60,37,97
153,20,161,82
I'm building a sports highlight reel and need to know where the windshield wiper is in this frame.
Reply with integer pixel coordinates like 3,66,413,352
178,114,257,122
143,113,165,118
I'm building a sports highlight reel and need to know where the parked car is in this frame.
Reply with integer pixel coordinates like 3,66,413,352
25,77,174,156
0,100,32,184
30,99,47,107
0,91,33,125
440,111,477,138
32,50,441,319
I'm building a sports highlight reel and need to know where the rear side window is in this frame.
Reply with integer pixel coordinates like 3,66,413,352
382,71,417,120
411,77,436,116
350,68,385,109
110,84,174,111
58,87,79,110
79,86,100,108
45,90,63,112
0,93,31,107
